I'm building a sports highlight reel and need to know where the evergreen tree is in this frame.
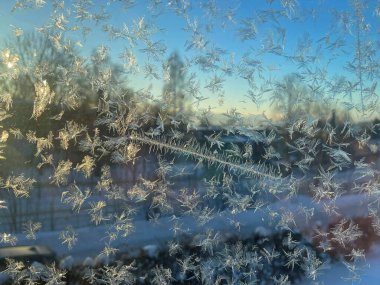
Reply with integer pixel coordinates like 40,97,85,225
162,52,188,115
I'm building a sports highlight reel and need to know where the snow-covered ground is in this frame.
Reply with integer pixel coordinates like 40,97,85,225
11,193,374,251
299,245,380,284
5,190,378,283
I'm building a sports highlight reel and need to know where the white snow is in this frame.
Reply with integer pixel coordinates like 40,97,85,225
59,255,74,270
299,247,380,284
7,192,380,283
142,244,159,258
12,193,374,259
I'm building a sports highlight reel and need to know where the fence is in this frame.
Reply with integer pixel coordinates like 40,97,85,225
0,156,206,234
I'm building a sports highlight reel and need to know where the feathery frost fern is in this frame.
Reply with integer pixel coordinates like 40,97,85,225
0,0,379,284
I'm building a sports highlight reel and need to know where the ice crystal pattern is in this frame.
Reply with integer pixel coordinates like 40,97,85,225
0,0,379,284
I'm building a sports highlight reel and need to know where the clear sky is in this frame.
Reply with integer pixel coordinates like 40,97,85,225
0,0,379,120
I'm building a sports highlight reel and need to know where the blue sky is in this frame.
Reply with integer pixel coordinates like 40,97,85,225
0,0,379,119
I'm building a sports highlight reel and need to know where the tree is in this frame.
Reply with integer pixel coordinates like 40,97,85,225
0,32,130,232
271,73,335,124
271,74,306,123
162,52,190,115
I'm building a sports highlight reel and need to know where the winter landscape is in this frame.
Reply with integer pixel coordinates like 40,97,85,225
0,0,380,284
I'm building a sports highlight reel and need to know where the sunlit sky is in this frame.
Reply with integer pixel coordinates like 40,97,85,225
0,0,379,120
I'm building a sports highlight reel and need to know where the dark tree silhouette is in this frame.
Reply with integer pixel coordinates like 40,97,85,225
162,52,189,115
